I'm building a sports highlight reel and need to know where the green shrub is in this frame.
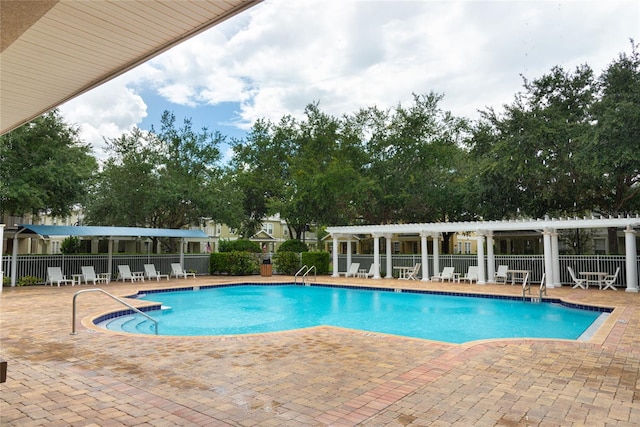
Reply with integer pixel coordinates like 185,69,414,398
209,251,258,275
60,236,82,254
209,252,228,274
18,275,43,286
273,251,300,275
301,252,330,275
2,276,11,287
219,239,261,253
226,251,259,275
277,239,309,253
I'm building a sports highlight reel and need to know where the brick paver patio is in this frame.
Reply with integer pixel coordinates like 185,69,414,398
1,276,638,426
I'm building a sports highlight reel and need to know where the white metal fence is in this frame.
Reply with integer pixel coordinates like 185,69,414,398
2,253,637,288
338,254,636,287
2,254,211,285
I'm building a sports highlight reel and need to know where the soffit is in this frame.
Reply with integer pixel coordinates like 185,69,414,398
0,0,261,135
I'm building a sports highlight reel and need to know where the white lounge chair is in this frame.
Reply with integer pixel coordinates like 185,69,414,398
81,266,110,285
600,267,620,291
401,263,421,280
340,263,360,278
461,266,478,283
362,263,378,278
144,264,169,281
171,263,196,279
495,265,509,284
46,267,73,287
431,267,455,282
567,266,587,289
118,265,145,282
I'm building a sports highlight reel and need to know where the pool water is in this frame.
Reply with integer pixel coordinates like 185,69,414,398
99,284,607,343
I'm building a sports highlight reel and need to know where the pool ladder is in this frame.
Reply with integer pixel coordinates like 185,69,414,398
295,265,316,285
71,288,158,335
522,273,547,302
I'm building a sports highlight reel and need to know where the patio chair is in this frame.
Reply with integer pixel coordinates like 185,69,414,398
117,265,145,282
431,267,455,282
363,263,378,278
340,262,360,278
81,266,110,285
567,266,587,289
600,267,620,291
144,264,169,281
461,266,478,284
401,263,421,280
46,267,73,287
495,265,509,284
171,263,196,279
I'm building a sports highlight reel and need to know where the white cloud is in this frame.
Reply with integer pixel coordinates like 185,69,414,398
59,74,147,159
60,0,640,156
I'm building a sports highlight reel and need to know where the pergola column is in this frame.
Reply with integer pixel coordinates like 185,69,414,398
542,229,554,288
372,232,382,279
420,231,430,281
551,230,561,287
384,233,393,279
476,232,486,284
346,239,352,272
431,233,440,279
625,226,638,292
331,234,339,277
486,232,495,283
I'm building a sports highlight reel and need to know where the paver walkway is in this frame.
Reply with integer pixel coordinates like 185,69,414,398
1,276,638,426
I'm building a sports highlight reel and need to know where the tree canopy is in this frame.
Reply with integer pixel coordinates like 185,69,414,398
0,109,97,218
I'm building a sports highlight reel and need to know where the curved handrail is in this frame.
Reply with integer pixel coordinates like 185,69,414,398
72,288,158,335
302,265,316,283
294,265,310,284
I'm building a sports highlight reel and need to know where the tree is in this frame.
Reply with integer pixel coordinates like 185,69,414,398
84,111,242,249
590,40,640,252
469,65,597,219
0,109,97,217
356,93,472,232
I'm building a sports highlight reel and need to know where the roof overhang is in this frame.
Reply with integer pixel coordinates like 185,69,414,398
0,0,262,135
14,224,208,239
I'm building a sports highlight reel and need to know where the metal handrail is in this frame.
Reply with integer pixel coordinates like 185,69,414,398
72,288,158,335
294,265,311,284
302,265,316,283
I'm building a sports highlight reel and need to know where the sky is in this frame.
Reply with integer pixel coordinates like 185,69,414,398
58,0,640,162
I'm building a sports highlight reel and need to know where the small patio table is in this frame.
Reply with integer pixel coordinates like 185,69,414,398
506,270,530,286
71,274,84,286
579,271,607,289
393,266,414,280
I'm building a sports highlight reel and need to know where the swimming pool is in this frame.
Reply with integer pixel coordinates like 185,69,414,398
96,284,610,343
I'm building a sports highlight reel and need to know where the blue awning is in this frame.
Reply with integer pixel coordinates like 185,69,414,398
17,224,208,239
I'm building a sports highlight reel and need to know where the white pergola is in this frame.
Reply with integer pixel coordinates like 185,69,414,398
327,215,640,292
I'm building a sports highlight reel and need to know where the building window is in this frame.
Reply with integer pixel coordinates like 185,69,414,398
393,241,400,254
464,242,471,254
262,223,273,235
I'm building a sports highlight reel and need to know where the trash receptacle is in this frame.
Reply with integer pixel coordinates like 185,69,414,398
260,260,272,277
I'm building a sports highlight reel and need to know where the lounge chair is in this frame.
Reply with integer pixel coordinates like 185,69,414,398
495,265,509,284
144,264,169,281
400,263,421,280
461,266,478,284
567,266,587,289
362,263,378,278
600,267,620,291
81,266,110,285
340,262,360,278
46,267,73,287
431,267,455,282
171,263,196,279
118,265,145,282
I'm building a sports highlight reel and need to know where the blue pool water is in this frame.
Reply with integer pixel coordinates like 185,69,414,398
98,284,608,343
